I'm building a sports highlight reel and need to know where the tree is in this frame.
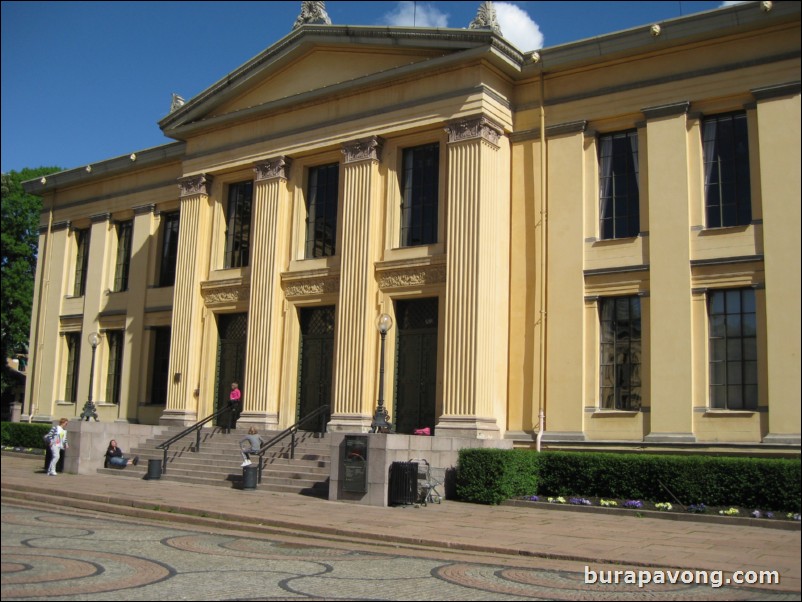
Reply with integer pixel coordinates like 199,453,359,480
1,167,62,402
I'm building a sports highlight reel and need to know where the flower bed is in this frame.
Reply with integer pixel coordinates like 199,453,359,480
508,495,801,529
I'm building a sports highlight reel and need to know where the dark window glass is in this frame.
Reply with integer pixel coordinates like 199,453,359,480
599,296,642,411
150,327,171,405
224,181,253,268
598,130,640,239
708,289,757,410
401,143,439,246
702,112,752,228
113,221,133,292
105,330,124,404
159,212,180,287
73,229,90,297
64,333,81,402
305,163,339,258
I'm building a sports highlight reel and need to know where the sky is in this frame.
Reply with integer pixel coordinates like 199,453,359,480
1,1,735,175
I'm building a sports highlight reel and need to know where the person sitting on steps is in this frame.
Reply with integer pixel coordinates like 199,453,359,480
239,427,262,467
105,439,139,469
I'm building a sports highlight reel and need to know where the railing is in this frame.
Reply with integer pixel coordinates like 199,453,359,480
155,402,235,475
255,405,329,484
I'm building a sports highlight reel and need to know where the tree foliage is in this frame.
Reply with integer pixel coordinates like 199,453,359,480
1,167,62,399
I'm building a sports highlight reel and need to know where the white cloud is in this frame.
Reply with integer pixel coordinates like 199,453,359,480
384,2,449,28
495,2,544,51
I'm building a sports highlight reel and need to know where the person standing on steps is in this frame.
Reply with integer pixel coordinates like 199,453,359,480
228,381,242,433
239,427,262,467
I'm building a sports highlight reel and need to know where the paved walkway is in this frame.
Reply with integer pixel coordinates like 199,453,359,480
2,453,800,598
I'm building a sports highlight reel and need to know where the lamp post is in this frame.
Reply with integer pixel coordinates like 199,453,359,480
370,313,393,433
87,332,99,402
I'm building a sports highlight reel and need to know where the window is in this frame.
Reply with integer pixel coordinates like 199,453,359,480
158,212,180,287
105,330,124,404
401,143,439,246
64,333,81,402
305,163,339,258
150,327,171,405
708,289,757,410
599,296,642,410
598,130,640,239
224,181,253,268
73,228,90,297
112,220,133,292
702,112,751,228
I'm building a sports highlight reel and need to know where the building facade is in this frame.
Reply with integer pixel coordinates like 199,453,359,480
23,1,801,452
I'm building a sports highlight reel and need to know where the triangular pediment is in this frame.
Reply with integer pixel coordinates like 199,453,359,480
159,26,522,138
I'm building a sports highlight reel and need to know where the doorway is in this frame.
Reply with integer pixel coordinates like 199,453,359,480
393,297,438,434
297,306,335,424
214,313,247,425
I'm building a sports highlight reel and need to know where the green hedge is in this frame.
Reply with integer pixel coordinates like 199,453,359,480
456,448,801,512
0,421,52,449
455,448,540,505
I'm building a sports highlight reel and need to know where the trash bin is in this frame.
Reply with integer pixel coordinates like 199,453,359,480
388,461,417,506
242,465,258,490
146,458,162,480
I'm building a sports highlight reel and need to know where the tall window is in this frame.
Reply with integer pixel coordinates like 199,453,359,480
305,163,339,258
105,330,124,404
158,212,180,287
224,181,253,268
64,333,81,402
702,111,752,228
599,296,642,410
401,143,439,246
708,289,757,410
113,220,133,292
598,130,640,239
150,327,171,405
73,228,90,297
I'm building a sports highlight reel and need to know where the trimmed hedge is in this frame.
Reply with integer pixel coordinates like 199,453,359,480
456,448,801,512
456,448,540,505
0,421,52,449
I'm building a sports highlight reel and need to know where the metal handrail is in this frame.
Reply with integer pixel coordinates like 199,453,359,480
254,405,329,484
156,401,236,474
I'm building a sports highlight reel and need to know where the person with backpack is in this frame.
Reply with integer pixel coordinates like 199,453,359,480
45,418,69,476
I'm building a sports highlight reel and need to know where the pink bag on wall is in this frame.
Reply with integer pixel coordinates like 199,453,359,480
413,427,431,436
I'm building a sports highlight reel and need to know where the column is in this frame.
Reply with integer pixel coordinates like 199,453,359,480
439,115,507,438
643,102,695,443
241,157,292,429
330,136,384,431
162,175,213,425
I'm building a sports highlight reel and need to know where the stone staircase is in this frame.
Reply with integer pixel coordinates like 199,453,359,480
97,426,331,497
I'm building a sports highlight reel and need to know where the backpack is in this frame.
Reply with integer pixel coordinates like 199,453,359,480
43,426,59,445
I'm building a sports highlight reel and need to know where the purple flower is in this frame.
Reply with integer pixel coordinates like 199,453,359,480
623,500,643,509
569,497,592,506
527,495,539,502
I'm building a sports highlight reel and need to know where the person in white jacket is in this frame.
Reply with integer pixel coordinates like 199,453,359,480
47,418,69,476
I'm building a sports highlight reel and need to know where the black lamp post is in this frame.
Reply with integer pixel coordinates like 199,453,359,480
87,332,99,401
370,313,393,433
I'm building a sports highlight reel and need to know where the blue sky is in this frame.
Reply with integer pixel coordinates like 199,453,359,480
1,1,731,174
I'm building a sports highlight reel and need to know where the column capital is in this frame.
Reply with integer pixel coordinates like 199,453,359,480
254,156,292,181
445,115,503,147
178,174,214,198
342,135,384,164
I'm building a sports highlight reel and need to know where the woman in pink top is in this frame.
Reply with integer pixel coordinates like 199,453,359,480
225,381,242,434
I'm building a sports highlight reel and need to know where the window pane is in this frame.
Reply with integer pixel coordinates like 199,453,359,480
401,143,439,246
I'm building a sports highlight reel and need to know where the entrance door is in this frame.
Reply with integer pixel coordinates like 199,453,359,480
215,313,247,425
297,306,335,424
393,298,438,434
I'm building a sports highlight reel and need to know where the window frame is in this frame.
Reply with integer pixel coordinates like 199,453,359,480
73,228,90,297
223,180,253,269
304,162,339,259
64,333,81,403
112,220,133,292
599,296,642,411
149,327,171,405
105,330,124,404
707,288,758,410
158,211,180,287
598,129,640,240
400,142,440,247
702,111,752,229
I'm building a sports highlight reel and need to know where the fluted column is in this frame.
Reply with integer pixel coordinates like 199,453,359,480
241,157,292,429
162,174,213,425
439,116,507,438
330,136,384,431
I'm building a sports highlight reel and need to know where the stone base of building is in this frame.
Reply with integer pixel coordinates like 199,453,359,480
327,413,372,433
644,432,697,444
159,409,199,427
236,412,279,430
763,433,802,446
434,415,501,439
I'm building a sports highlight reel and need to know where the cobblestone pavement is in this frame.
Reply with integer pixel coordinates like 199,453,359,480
2,503,798,601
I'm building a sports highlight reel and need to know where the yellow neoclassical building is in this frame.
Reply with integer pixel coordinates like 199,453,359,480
23,1,800,454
